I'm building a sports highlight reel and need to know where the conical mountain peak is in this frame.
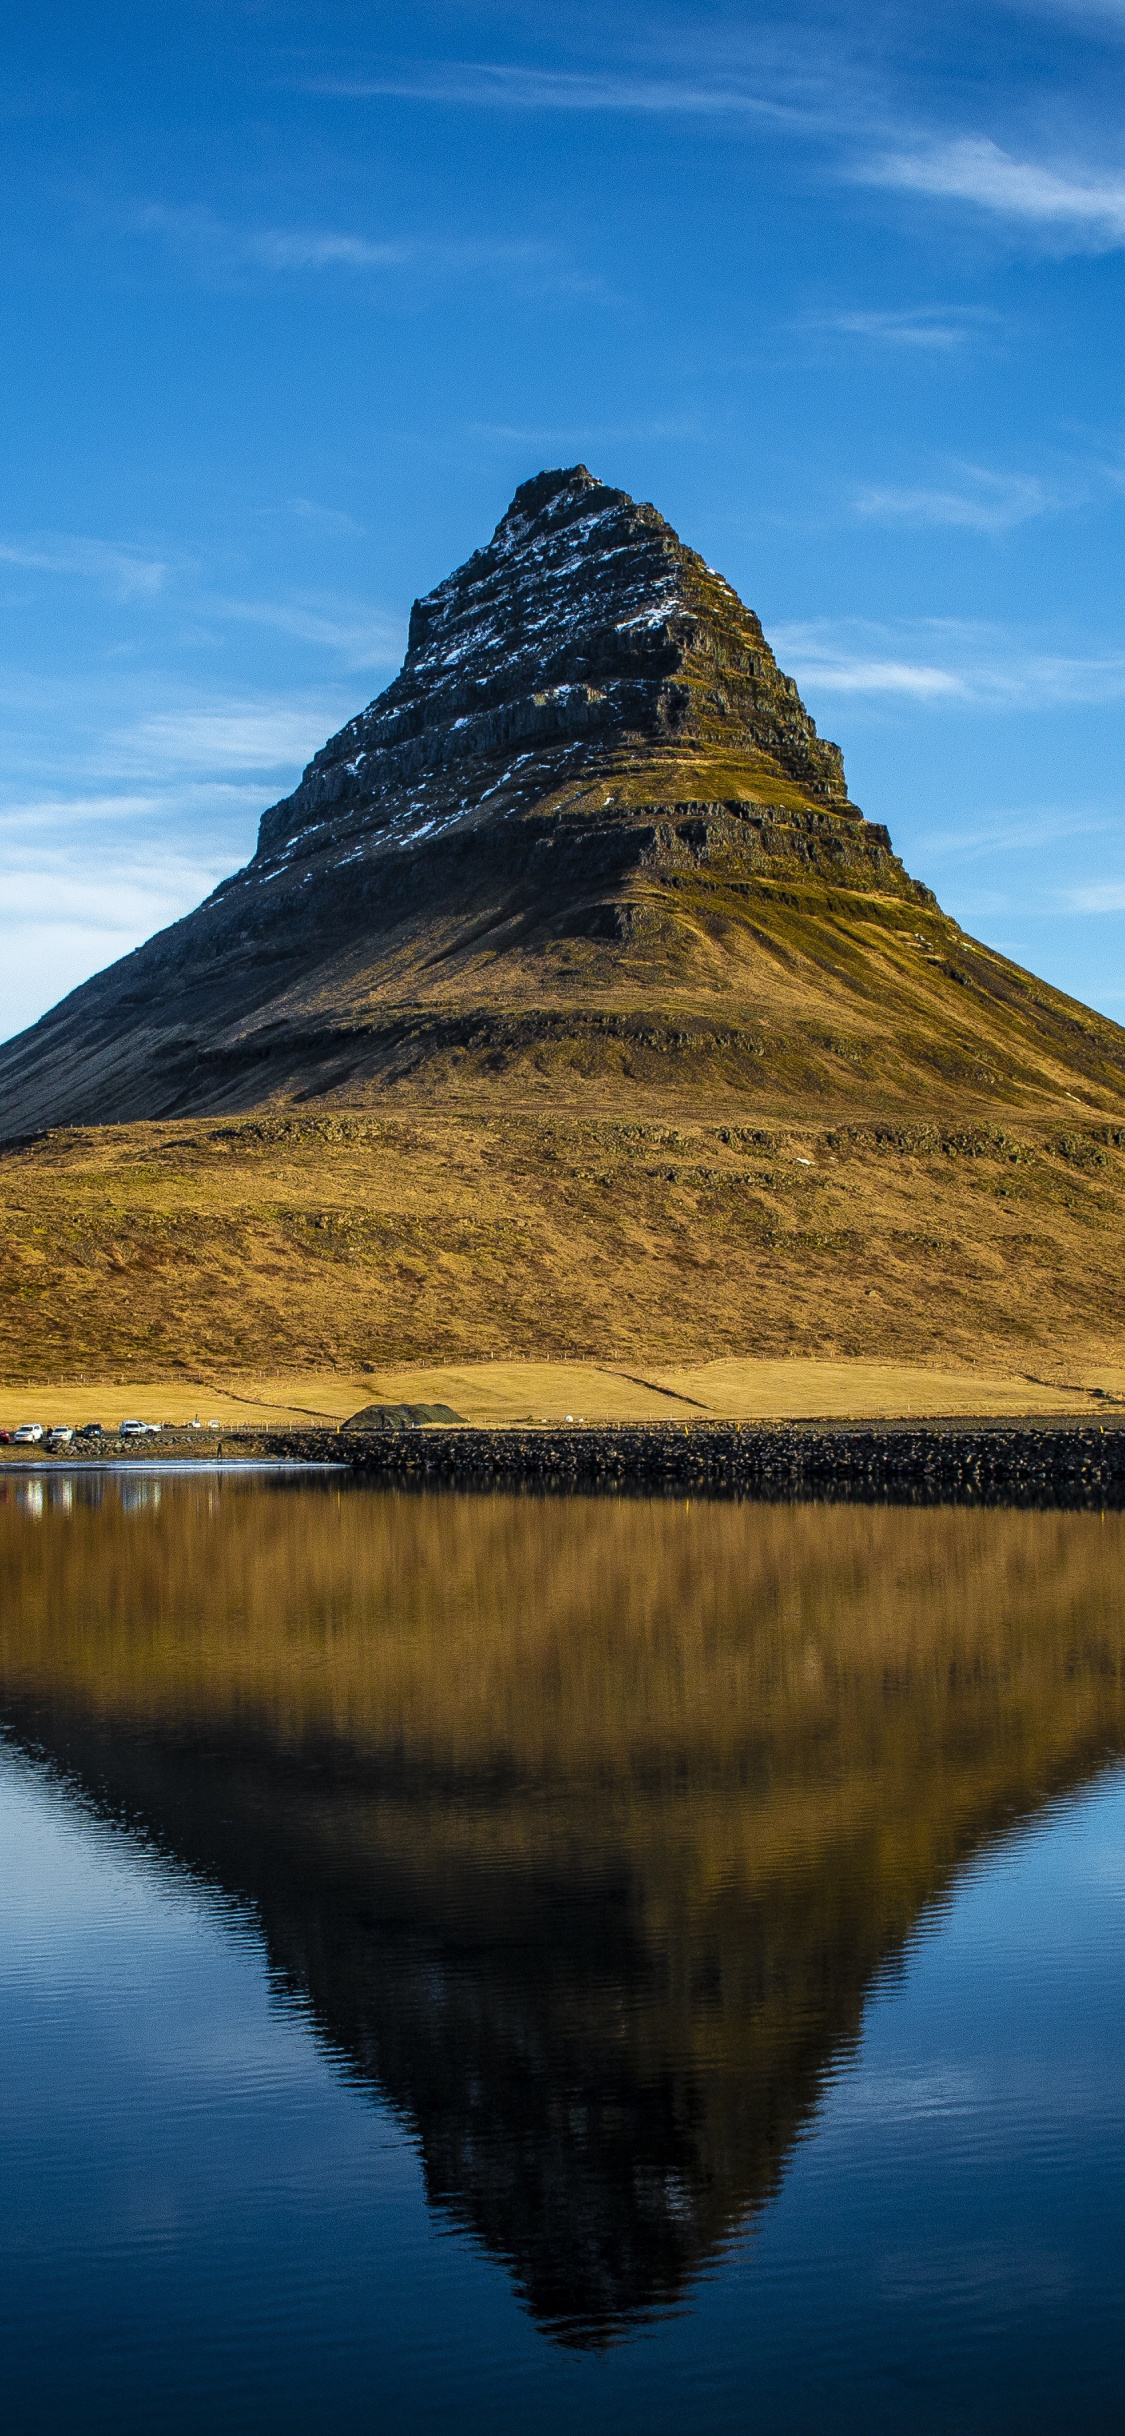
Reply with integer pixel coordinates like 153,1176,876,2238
3,466,1125,1136
256,465,852,865
496,461,602,527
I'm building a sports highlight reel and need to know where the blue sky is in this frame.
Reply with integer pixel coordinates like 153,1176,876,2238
3,0,1125,1039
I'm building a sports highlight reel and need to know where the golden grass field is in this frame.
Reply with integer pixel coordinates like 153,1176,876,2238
2,1355,1123,1433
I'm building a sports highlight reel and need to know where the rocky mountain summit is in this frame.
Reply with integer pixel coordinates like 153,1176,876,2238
256,461,857,866
3,464,1125,1134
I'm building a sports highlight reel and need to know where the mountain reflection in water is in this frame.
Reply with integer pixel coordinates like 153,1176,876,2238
1,1475,1123,2348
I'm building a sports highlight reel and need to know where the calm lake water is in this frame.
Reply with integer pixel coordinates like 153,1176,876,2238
2,1471,1125,2432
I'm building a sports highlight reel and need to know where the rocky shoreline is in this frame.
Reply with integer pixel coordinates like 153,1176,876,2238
5,1416,1125,1508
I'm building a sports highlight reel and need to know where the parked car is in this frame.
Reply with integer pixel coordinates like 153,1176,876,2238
0,1429,10,1444
12,1423,43,1444
45,1427,73,1448
76,1421,104,1438
119,1419,161,1436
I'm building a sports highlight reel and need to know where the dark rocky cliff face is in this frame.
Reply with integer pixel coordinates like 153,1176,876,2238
2,465,1124,1135
254,462,853,872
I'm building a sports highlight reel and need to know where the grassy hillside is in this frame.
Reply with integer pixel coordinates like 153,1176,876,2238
3,1097,1125,1385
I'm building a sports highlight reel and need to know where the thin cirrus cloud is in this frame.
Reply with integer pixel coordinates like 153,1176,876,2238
130,201,412,271
0,845,230,1040
0,689,341,1040
798,305,998,350
0,855,219,933
773,633,967,700
854,464,1054,533
228,227,408,272
257,498,366,535
469,414,706,448
0,792,161,834
109,700,345,775
206,596,404,670
859,135,1125,250
130,201,559,283
0,521,404,675
771,620,1125,707
0,533,166,599
0,690,335,859
311,60,797,121
0,661,358,1043
1063,879,1125,910
912,807,1112,865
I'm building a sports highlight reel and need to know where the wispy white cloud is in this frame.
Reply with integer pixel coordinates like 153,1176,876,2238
0,919,165,1040
1063,878,1125,910
855,464,1055,533
859,136,1125,251
0,505,404,673
312,60,795,121
772,618,1125,707
0,792,160,833
0,533,166,599
204,596,404,670
962,648,1125,704
131,200,557,283
0,852,218,932
256,497,366,535
798,305,997,350
131,201,412,271
242,228,406,271
914,807,1111,863
110,700,340,775
775,639,966,699
0,670,352,799
469,415,705,448
0,836,233,1039
0,681,346,1038
0,782,278,839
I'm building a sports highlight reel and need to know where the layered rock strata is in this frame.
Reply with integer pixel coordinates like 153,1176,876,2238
256,461,856,865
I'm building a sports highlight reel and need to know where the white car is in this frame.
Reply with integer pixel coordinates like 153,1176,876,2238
45,1427,73,1447
12,1422,43,1444
119,1419,161,1436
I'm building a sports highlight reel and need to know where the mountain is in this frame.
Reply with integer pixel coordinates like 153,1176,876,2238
4,461,1125,1138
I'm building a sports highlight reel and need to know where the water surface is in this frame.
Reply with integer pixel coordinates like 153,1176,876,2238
2,1473,1124,2429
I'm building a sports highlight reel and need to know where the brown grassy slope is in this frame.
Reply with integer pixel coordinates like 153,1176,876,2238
269,786,1125,1121
3,1099,1125,1382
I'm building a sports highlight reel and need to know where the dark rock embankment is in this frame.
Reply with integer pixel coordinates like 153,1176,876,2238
336,1417,1125,1507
